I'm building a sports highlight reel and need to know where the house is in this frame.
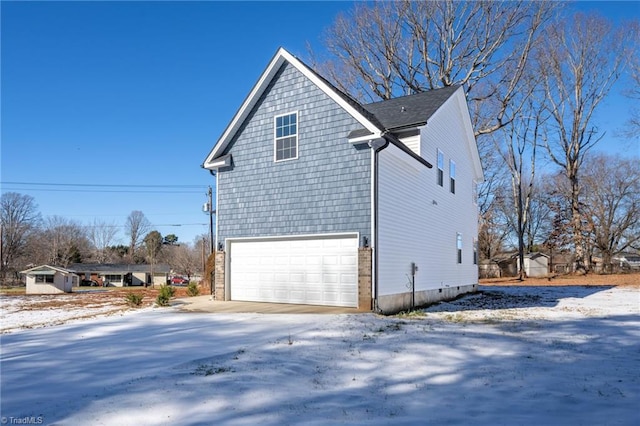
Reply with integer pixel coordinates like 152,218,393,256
21,265,78,294
202,48,484,314
613,253,640,271
69,263,170,287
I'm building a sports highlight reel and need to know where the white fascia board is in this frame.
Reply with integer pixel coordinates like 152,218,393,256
348,132,383,144
204,154,232,170
453,88,484,182
203,48,381,168
203,51,286,167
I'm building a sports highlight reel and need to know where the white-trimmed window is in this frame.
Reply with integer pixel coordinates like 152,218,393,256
450,160,456,194
456,233,463,264
274,112,298,162
437,149,444,186
35,274,54,283
473,238,478,265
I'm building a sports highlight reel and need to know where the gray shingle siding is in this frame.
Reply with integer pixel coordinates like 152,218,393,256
217,63,371,244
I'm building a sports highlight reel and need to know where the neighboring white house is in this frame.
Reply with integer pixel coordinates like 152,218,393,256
21,265,78,294
202,47,484,313
614,253,640,271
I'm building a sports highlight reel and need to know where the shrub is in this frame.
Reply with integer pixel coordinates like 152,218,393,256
124,292,143,307
156,284,176,307
186,282,200,297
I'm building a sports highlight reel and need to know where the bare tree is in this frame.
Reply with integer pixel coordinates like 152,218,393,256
125,210,151,263
623,51,640,139
88,219,119,263
0,192,41,282
41,216,91,268
538,12,635,273
317,0,558,265
318,0,557,136
494,94,546,278
143,230,163,286
143,231,163,263
581,154,640,272
169,244,200,281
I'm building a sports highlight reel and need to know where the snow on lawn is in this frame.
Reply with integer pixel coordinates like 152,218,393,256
1,285,638,425
0,293,146,334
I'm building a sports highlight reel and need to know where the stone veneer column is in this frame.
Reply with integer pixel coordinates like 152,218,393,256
358,248,372,311
214,251,226,301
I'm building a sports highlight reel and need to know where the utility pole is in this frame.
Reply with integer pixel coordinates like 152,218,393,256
207,186,214,254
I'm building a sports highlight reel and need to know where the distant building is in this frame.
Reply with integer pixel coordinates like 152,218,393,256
69,263,170,287
21,265,78,294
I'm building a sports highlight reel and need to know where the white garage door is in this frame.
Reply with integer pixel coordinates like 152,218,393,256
229,235,358,307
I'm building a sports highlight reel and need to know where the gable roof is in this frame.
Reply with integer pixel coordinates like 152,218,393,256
363,86,460,131
21,265,76,275
202,48,475,172
68,263,171,274
203,48,385,168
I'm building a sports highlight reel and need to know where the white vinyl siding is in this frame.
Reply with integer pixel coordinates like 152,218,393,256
400,135,420,155
377,143,478,296
228,235,358,307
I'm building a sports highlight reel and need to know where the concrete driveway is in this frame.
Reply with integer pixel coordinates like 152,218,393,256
173,295,364,314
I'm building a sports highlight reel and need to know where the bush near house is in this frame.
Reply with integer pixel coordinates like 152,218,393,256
124,292,144,307
156,285,176,306
186,282,200,297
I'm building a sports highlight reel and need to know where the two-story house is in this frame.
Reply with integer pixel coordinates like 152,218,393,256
203,48,483,314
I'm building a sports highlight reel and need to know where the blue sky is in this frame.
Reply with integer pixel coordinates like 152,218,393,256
1,1,638,247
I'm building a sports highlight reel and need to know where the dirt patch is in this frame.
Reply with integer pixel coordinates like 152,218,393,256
480,272,640,287
0,286,193,333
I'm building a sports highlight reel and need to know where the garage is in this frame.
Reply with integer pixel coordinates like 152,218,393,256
228,235,359,307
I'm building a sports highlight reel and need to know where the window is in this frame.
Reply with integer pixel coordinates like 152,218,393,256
456,233,463,264
450,160,456,194
105,274,122,282
274,112,298,161
35,274,54,283
437,149,444,186
473,238,478,265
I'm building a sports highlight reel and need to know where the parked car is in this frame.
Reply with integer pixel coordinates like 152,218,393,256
171,276,189,285
80,279,99,287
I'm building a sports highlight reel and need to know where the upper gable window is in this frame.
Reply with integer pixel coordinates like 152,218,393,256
437,149,444,186
274,112,298,162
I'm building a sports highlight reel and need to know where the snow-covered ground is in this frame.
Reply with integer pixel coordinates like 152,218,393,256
1,285,638,425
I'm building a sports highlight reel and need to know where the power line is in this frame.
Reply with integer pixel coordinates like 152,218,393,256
1,181,210,194
2,188,204,194
1,181,207,188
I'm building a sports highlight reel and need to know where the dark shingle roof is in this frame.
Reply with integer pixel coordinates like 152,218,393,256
363,86,460,131
69,263,171,274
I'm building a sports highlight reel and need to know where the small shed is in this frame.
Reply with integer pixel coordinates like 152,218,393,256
21,265,78,294
520,253,550,277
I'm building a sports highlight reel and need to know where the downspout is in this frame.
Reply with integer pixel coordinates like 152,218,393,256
368,135,389,313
